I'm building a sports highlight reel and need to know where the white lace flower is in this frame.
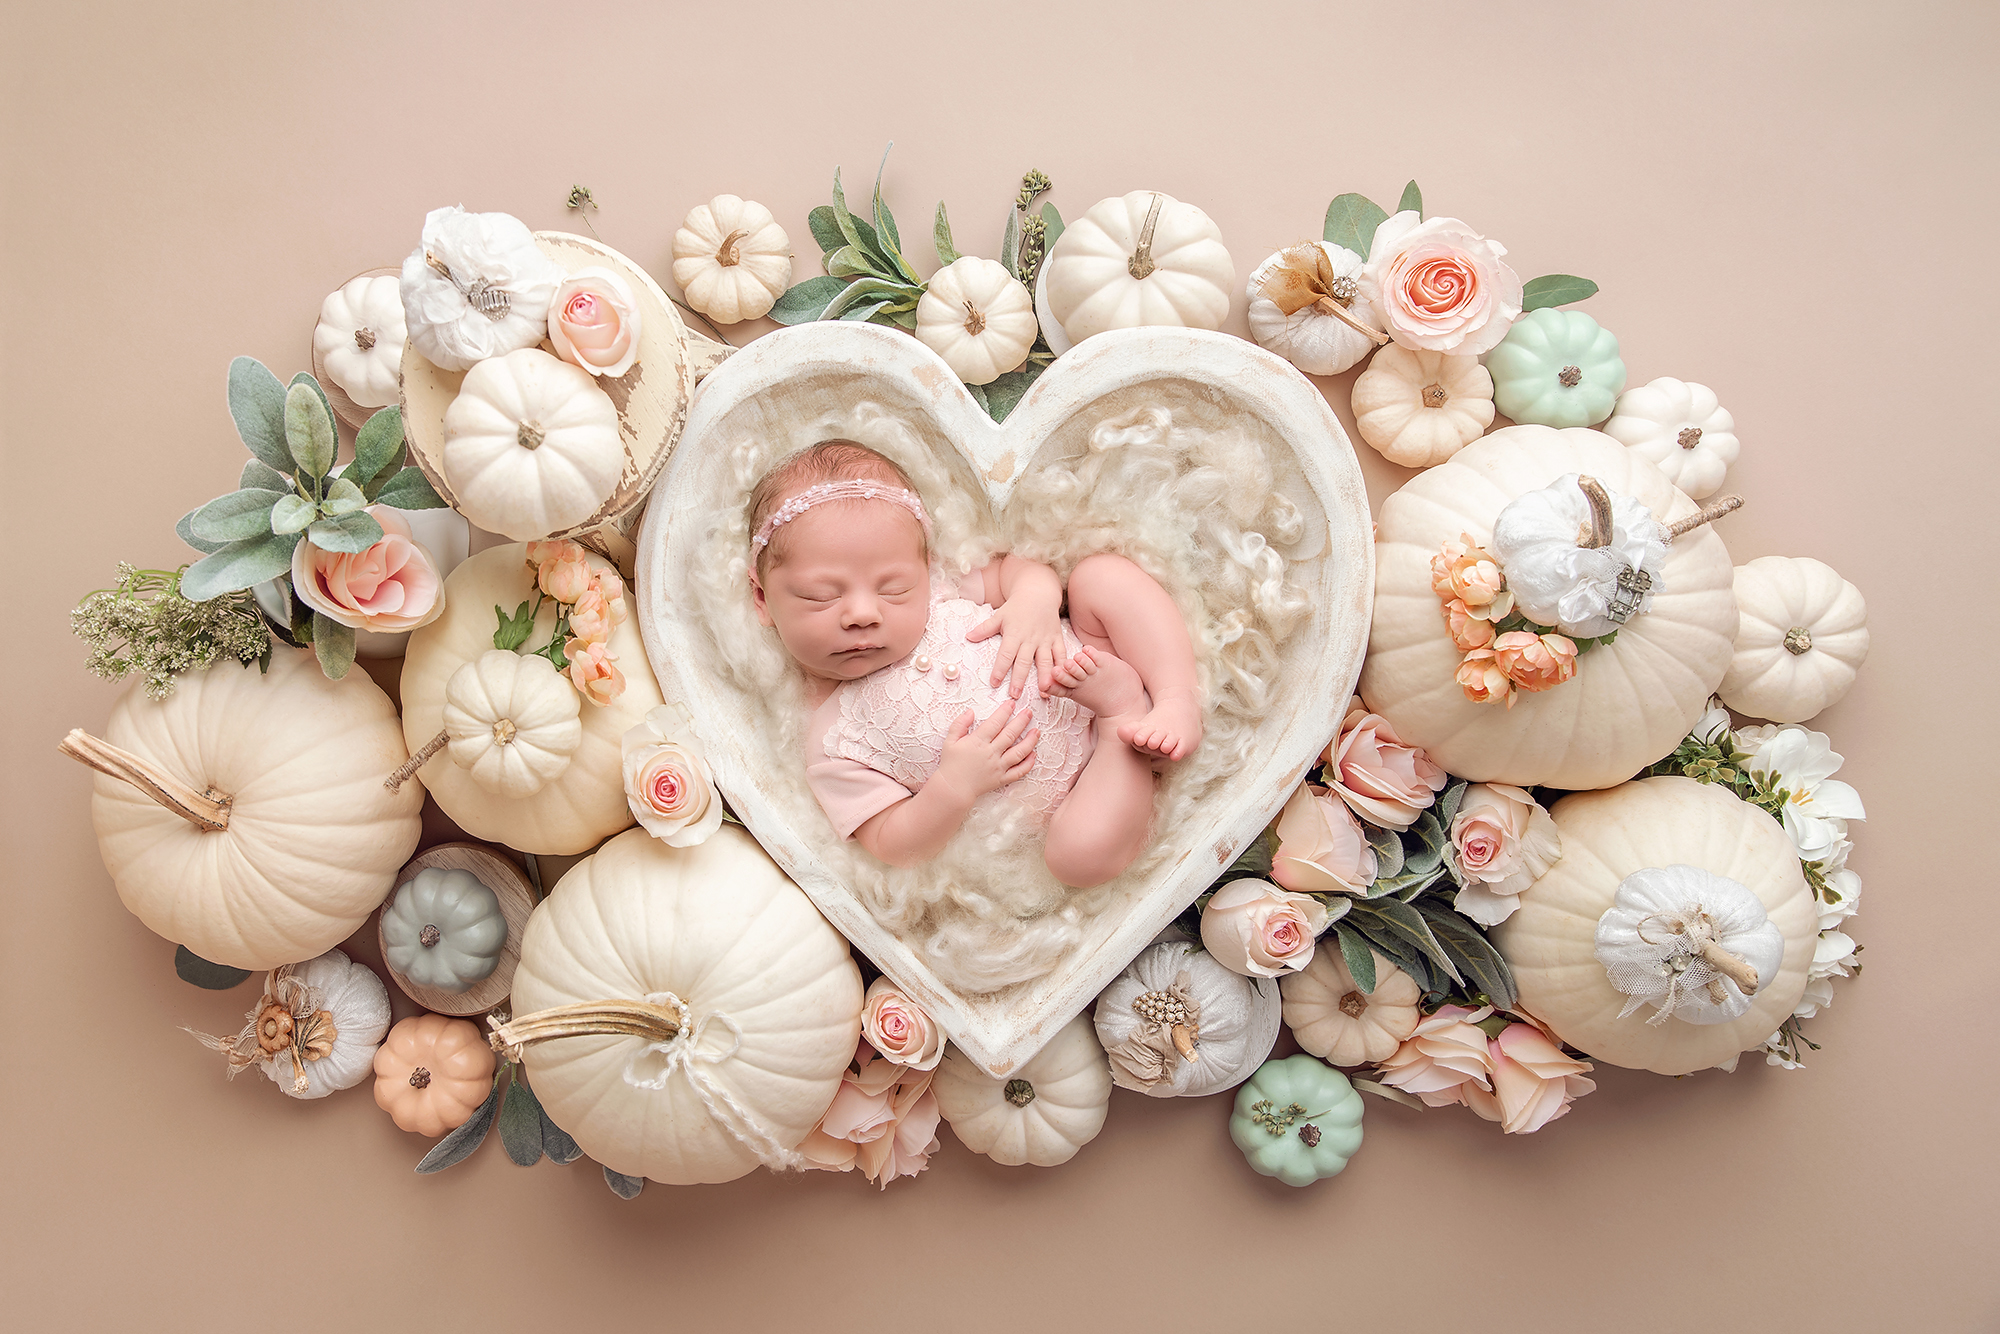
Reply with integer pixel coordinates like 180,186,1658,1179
1792,977,1836,1021
1809,930,1858,983
1735,724,1866,862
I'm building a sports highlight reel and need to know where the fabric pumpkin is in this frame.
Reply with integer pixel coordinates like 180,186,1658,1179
1092,940,1281,1098
670,195,792,324
1280,947,1422,1067
1245,242,1381,377
914,256,1037,386
1041,191,1234,344
380,867,507,992
933,1015,1112,1167
312,275,406,409
1228,1055,1365,1187
1602,377,1741,501
373,1014,497,1136
400,206,565,372
441,348,624,542
1350,344,1495,468
1718,556,1869,724
1485,308,1627,428
1489,473,1669,639
441,650,584,798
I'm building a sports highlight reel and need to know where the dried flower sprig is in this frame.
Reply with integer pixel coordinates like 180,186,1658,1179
72,564,270,699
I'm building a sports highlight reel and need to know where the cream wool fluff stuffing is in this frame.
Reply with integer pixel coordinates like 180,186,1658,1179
684,401,1312,994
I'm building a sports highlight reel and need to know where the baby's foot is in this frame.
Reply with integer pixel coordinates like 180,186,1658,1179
1118,685,1204,762
1049,646,1149,721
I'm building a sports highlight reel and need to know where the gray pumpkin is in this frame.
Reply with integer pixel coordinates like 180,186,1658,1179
382,867,506,991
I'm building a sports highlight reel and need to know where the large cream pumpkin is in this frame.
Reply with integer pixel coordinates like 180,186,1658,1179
73,648,421,970
1360,425,1739,789
1491,777,1815,1075
506,826,863,1185
400,544,662,854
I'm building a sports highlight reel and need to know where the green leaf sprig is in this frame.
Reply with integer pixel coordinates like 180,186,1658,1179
1321,181,1598,310
415,1059,583,1175
492,590,577,673
770,144,927,329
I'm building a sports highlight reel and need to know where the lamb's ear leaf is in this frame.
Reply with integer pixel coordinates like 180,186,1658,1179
1436,779,1468,828
807,205,846,256
1323,193,1389,259
416,1077,501,1174
227,357,294,473
1419,902,1519,1009
307,509,384,554
869,143,918,284
349,406,404,490
174,946,252,990
310,613,355,680
980,363,1045,423
603,1166,645,1199
287,372,339,451
540,1108,583,1165
1000,204,1022,279
189,489,283,542
372,468,445,510
1366,823,1407,880
283,381,336,482
239,459,292,493
963,381,991,416
1334,927,1378,994
177,508,225,555
933,202,960,267
768,276,847,326
1397,180,1423,217
180,532,300,601
1521,275,1600,312
498,1071,546,1167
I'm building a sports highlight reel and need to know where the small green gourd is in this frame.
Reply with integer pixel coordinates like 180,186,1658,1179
1485,308,1627,428
1228,1055,1364,1187
381,868,506,992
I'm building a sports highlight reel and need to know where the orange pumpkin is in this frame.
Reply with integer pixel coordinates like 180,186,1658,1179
372,1014,496,1136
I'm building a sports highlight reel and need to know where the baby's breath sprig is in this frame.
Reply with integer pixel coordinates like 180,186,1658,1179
72,564,271,699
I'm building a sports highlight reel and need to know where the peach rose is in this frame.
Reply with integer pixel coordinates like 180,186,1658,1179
1360,212,1523,355
1430,533,1513,617
290,505,446,632
1460,1023,1595,1134
547,266,641,378
1321,697,1447,832
1270,783,1378,895
1443,598,1495,651
1455,649,1514,707
1375,1004,1496,1107
1446,782,1563,926
799,1041,941,1189
568,570,628,645
533,541,594,605
564,637,625,705
860,978,944,1071
1200,877,1331,978
1493,631,1577,693
620,703,722,847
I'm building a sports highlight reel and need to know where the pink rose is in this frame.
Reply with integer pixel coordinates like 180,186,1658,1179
1322,697,1447,832
568,571,627,644
1493,631,1577,693
548,266,641,378
1375,1003,1496,1107
290,505,446,633
534,541,593,605
1443,598,1495,651
1460,1024,1595,1134
1446,783,1563,926
800,1041,941,1189
565,637,625,705
1361,212,1523,355
620,704,722,846
1455,649,1514,707
1270,783,1378,895
1200,876,1331,978
860,978,944,1071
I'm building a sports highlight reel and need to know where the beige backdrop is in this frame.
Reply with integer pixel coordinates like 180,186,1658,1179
5,2,1994,1330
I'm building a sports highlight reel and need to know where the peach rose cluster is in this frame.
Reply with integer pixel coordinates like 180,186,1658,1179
1445,783,1562,926
1201,876,1332,978
1323,696,1447,832
1376,1007,1594,1134
527,540,628,705
620,703,723,847
548,267,641,378
291,505,446,633
1431,534,1578,706
1359,212,1522,355
800,1038,942,1188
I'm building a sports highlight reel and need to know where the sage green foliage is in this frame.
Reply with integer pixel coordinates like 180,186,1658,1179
1321,183,1600,314
1520,274,1601,311
1323,192,1391,257
173,945,253,991
1396,179,1423,216
603,1167,645,1199
492,591,572,672
177,357,445,679
71,564,270,699
415,1063,577,1175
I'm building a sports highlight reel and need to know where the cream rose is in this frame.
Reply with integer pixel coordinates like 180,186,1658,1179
1361,212,1523,355
548,266,641,378
1445,782,1562,926
290,505,446,633
1376,1003,1496,1108
799,1042,941,1189
620,703,723,846
1200,877,1330,978
1462,1023,1595,1134
1322,697,1447,832
1270,783,1378,895
859,977,944,1071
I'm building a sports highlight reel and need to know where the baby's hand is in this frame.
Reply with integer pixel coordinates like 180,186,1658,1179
931,704,1039,805
968,596,1066,698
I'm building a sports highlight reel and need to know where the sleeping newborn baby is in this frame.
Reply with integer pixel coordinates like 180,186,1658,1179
748,440,1203,888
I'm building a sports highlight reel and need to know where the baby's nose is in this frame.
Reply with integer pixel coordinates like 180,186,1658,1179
839,594,882,627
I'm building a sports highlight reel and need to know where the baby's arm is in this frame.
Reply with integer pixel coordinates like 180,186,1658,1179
967,554,1066,696
852,704,1039,866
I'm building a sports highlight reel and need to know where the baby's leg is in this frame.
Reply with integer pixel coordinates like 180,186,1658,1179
1064,553,1203,761
1045,712,1156,888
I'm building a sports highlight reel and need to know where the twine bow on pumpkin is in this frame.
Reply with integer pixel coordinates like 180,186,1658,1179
185,965,339,1094
1257,245,1390,347
1611,906,1763,1026
1103,972,1202,1093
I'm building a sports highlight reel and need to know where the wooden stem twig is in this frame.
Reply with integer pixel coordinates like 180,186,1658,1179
488,998,685,1060
1667,495,1745,540
58,729,231,831
386,730,449,793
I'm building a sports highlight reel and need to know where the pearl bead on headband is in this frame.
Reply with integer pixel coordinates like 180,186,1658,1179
751,480,933,551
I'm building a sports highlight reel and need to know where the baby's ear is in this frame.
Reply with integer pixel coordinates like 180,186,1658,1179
749,570,775,627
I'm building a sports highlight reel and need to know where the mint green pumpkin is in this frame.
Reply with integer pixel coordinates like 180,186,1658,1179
381,867,506,992
1486,308,1626,428
1229,1055,1364,1187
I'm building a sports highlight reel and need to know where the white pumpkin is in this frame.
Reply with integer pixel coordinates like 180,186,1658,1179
1718,556,1869,724
1041,190,1235,344
1489,474,1668,639
400,205,565,372
1360,425,1739,789
1490,776,1815,1075
1245,242,1381,377
312,275,407,409
1092,939,1280,1098
1280,946,1423,1067
1593,864,1784,1027
441,651,583,798
441,347,624,541
506,826,863,1184
933,1014,1112,1167
1603,377,1741,501
914,256,1037,386
1350,344,1495,468
670,195,793,324
69,648,422,971
256,949,391,1099
401,544,663,854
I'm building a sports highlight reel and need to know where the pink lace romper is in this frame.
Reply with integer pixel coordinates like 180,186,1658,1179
806,567,1095,839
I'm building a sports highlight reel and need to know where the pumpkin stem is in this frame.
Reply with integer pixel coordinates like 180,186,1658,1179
1784,626,1813,655
716,229,746,266
1003,1078,1037,1107
385,729,449,793
1665,495,1744,541
58,728,232,831
1695,939,1761,996
1677,426,1703,450
1422,382,1450,409
488,997,686,1061
1574,476,1614,550
354,327,377,352
1314,294,1392,346
517,421,545,451
961,300,987,337
1126,193,1165,281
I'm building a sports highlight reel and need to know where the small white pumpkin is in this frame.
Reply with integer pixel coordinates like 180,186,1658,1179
1594,864,1784,1027
1246,242,1381,377
441,650,583,798
441,347,624,541
914,256,1037,386
1603,377,1740,501
1041,190,1235,344
1718,556,1869,723
312,275,407,409
506,826,863,1185
400,206,566,372
380,868,507,992
256,949,391,1098
1350,344,1495,468
671,195,793,324
1489,473,1669,638
1280,946,1423,1067
1092,939,1280,1098
933,1014,1112,1167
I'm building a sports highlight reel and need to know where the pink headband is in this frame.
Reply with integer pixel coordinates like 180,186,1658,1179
751,480,933,552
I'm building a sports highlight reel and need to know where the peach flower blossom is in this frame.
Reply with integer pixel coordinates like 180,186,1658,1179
1375,1003,1496,1107
537,545,594,604
1445,783,1563,926
1200,877,1331,978
799,1041,941,1188
1360,212,1523,355
1455,649,1514,707
1493,631,1577,693
1430,533,1513,619
568,570,628,644
1321,697,1447,832
860,978,944,1071
1271,783,1378,896
1459,1023,1596,1133
564,637,625,705
547,267,641,378
290,506,446,633
1443,598,1496,651
620,703,722,847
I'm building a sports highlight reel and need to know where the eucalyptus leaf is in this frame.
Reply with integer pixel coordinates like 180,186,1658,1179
1040,202,1064,253
498,1070,546,1166
1366,824,1406,880
807,205,846,256
189,488,284,542
933,202,960,266
1334,927,1377,993
308,509,385,554
239,458,292,493
1323,193,1389,260
349,406,404,489
176,508,225,555
416,1077,502,1174
322,477,366,515
493,599,536,651
603,1167,645,1199
227,357,294,474
174,945,252,990
1397,180,1423,216
371,467,446,510
1521,274,1600,312
312,613,355,679
540,1108,583,1164
769,276,848,325
283,381,336,481
180,531,301,601
269,494,316,535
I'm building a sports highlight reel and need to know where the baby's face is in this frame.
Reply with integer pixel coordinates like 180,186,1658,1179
751,500,929,681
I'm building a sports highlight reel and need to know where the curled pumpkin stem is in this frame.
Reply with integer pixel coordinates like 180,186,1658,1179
58,728,232,831
487,997,686,1062
1575,476,1614,549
